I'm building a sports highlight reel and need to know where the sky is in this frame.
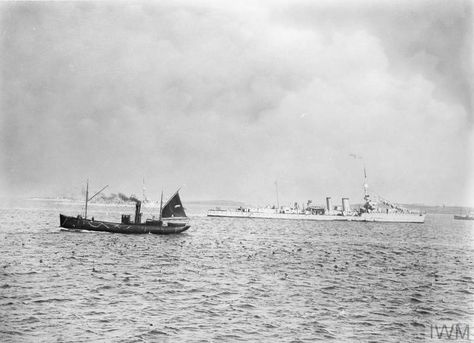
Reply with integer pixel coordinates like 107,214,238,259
0,0,472,206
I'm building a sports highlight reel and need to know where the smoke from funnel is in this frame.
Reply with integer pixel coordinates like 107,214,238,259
117,193,140,203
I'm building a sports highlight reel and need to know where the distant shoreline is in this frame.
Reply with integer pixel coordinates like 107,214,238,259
4,197,470,215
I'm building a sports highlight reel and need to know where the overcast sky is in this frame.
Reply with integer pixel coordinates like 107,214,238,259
0,0,472,206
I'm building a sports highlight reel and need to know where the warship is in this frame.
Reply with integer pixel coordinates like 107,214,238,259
207,168,425,223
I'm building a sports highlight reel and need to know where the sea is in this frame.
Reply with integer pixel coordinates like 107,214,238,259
0,199,473,342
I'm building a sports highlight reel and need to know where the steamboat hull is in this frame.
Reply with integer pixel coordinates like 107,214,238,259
207,210,425,223
60,214,190,234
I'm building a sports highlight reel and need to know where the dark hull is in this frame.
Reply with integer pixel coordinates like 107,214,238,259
454,215,474,221
60,214,190,234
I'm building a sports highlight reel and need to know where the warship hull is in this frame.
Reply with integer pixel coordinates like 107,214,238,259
207,209,425,223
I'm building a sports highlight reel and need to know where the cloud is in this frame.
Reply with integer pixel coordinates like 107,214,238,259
277,0,473,118
0,1,472,205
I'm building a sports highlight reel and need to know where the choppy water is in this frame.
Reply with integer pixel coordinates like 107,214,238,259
1,200,473,342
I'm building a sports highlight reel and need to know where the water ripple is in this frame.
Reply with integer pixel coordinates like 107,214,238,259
0,203,473,342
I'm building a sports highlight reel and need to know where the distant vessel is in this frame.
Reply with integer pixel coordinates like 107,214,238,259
454,213,474,221
207,167,425,223
60,182,190,234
